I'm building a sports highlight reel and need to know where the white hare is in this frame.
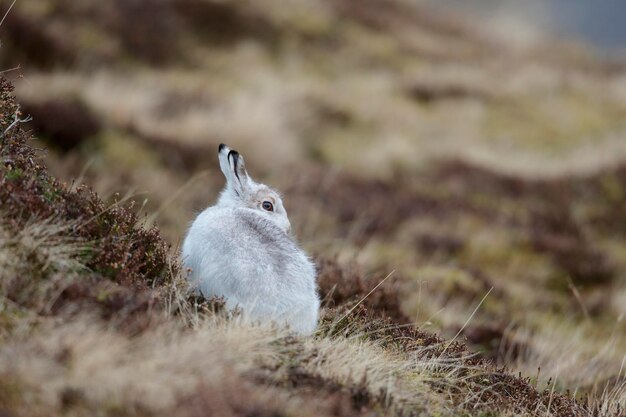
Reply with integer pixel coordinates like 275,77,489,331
182,144,320,335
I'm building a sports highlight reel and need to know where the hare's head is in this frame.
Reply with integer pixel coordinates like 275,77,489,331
216,144,291,233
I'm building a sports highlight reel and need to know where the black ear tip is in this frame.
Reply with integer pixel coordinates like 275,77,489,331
218,143,226,152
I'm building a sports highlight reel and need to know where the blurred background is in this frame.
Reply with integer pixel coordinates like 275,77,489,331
2,0,625,399
432,0,626,52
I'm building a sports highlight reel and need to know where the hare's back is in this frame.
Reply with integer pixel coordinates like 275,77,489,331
188,207,308,277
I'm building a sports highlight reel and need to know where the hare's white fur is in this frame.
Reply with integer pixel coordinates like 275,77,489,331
182,144,319,335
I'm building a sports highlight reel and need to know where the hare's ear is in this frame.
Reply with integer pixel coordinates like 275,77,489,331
218,143,250,196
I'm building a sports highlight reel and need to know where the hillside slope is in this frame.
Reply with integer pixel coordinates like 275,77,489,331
0,74,611,417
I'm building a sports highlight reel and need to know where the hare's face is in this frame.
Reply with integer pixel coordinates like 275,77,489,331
249,186,291,233
216,144,292,234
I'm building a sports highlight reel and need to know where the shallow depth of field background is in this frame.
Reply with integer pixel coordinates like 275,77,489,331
2,0,626,404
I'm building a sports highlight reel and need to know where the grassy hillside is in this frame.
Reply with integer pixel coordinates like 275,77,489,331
1,0,626,415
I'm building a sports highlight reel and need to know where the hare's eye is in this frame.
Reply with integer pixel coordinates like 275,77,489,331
262,201,274,212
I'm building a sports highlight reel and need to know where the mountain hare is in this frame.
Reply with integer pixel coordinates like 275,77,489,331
182,144,320,335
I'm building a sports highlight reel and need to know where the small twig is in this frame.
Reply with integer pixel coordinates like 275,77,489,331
567,277,590,322
0,0,17,29
417,307,445,332
439,287,493,358
414,279,427,324
535,367,541,389
0,64,21,75
332,270,396,331
2,110,32,146
545,373,559,416
68,158,95,193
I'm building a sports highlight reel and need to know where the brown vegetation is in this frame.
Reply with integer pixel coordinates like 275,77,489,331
3,74,618,416
1,78,171,329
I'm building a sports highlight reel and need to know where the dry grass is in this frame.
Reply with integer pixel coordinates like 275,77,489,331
0,107,601,416
0,215,584,416
0,215,617,417
0,217,86,313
